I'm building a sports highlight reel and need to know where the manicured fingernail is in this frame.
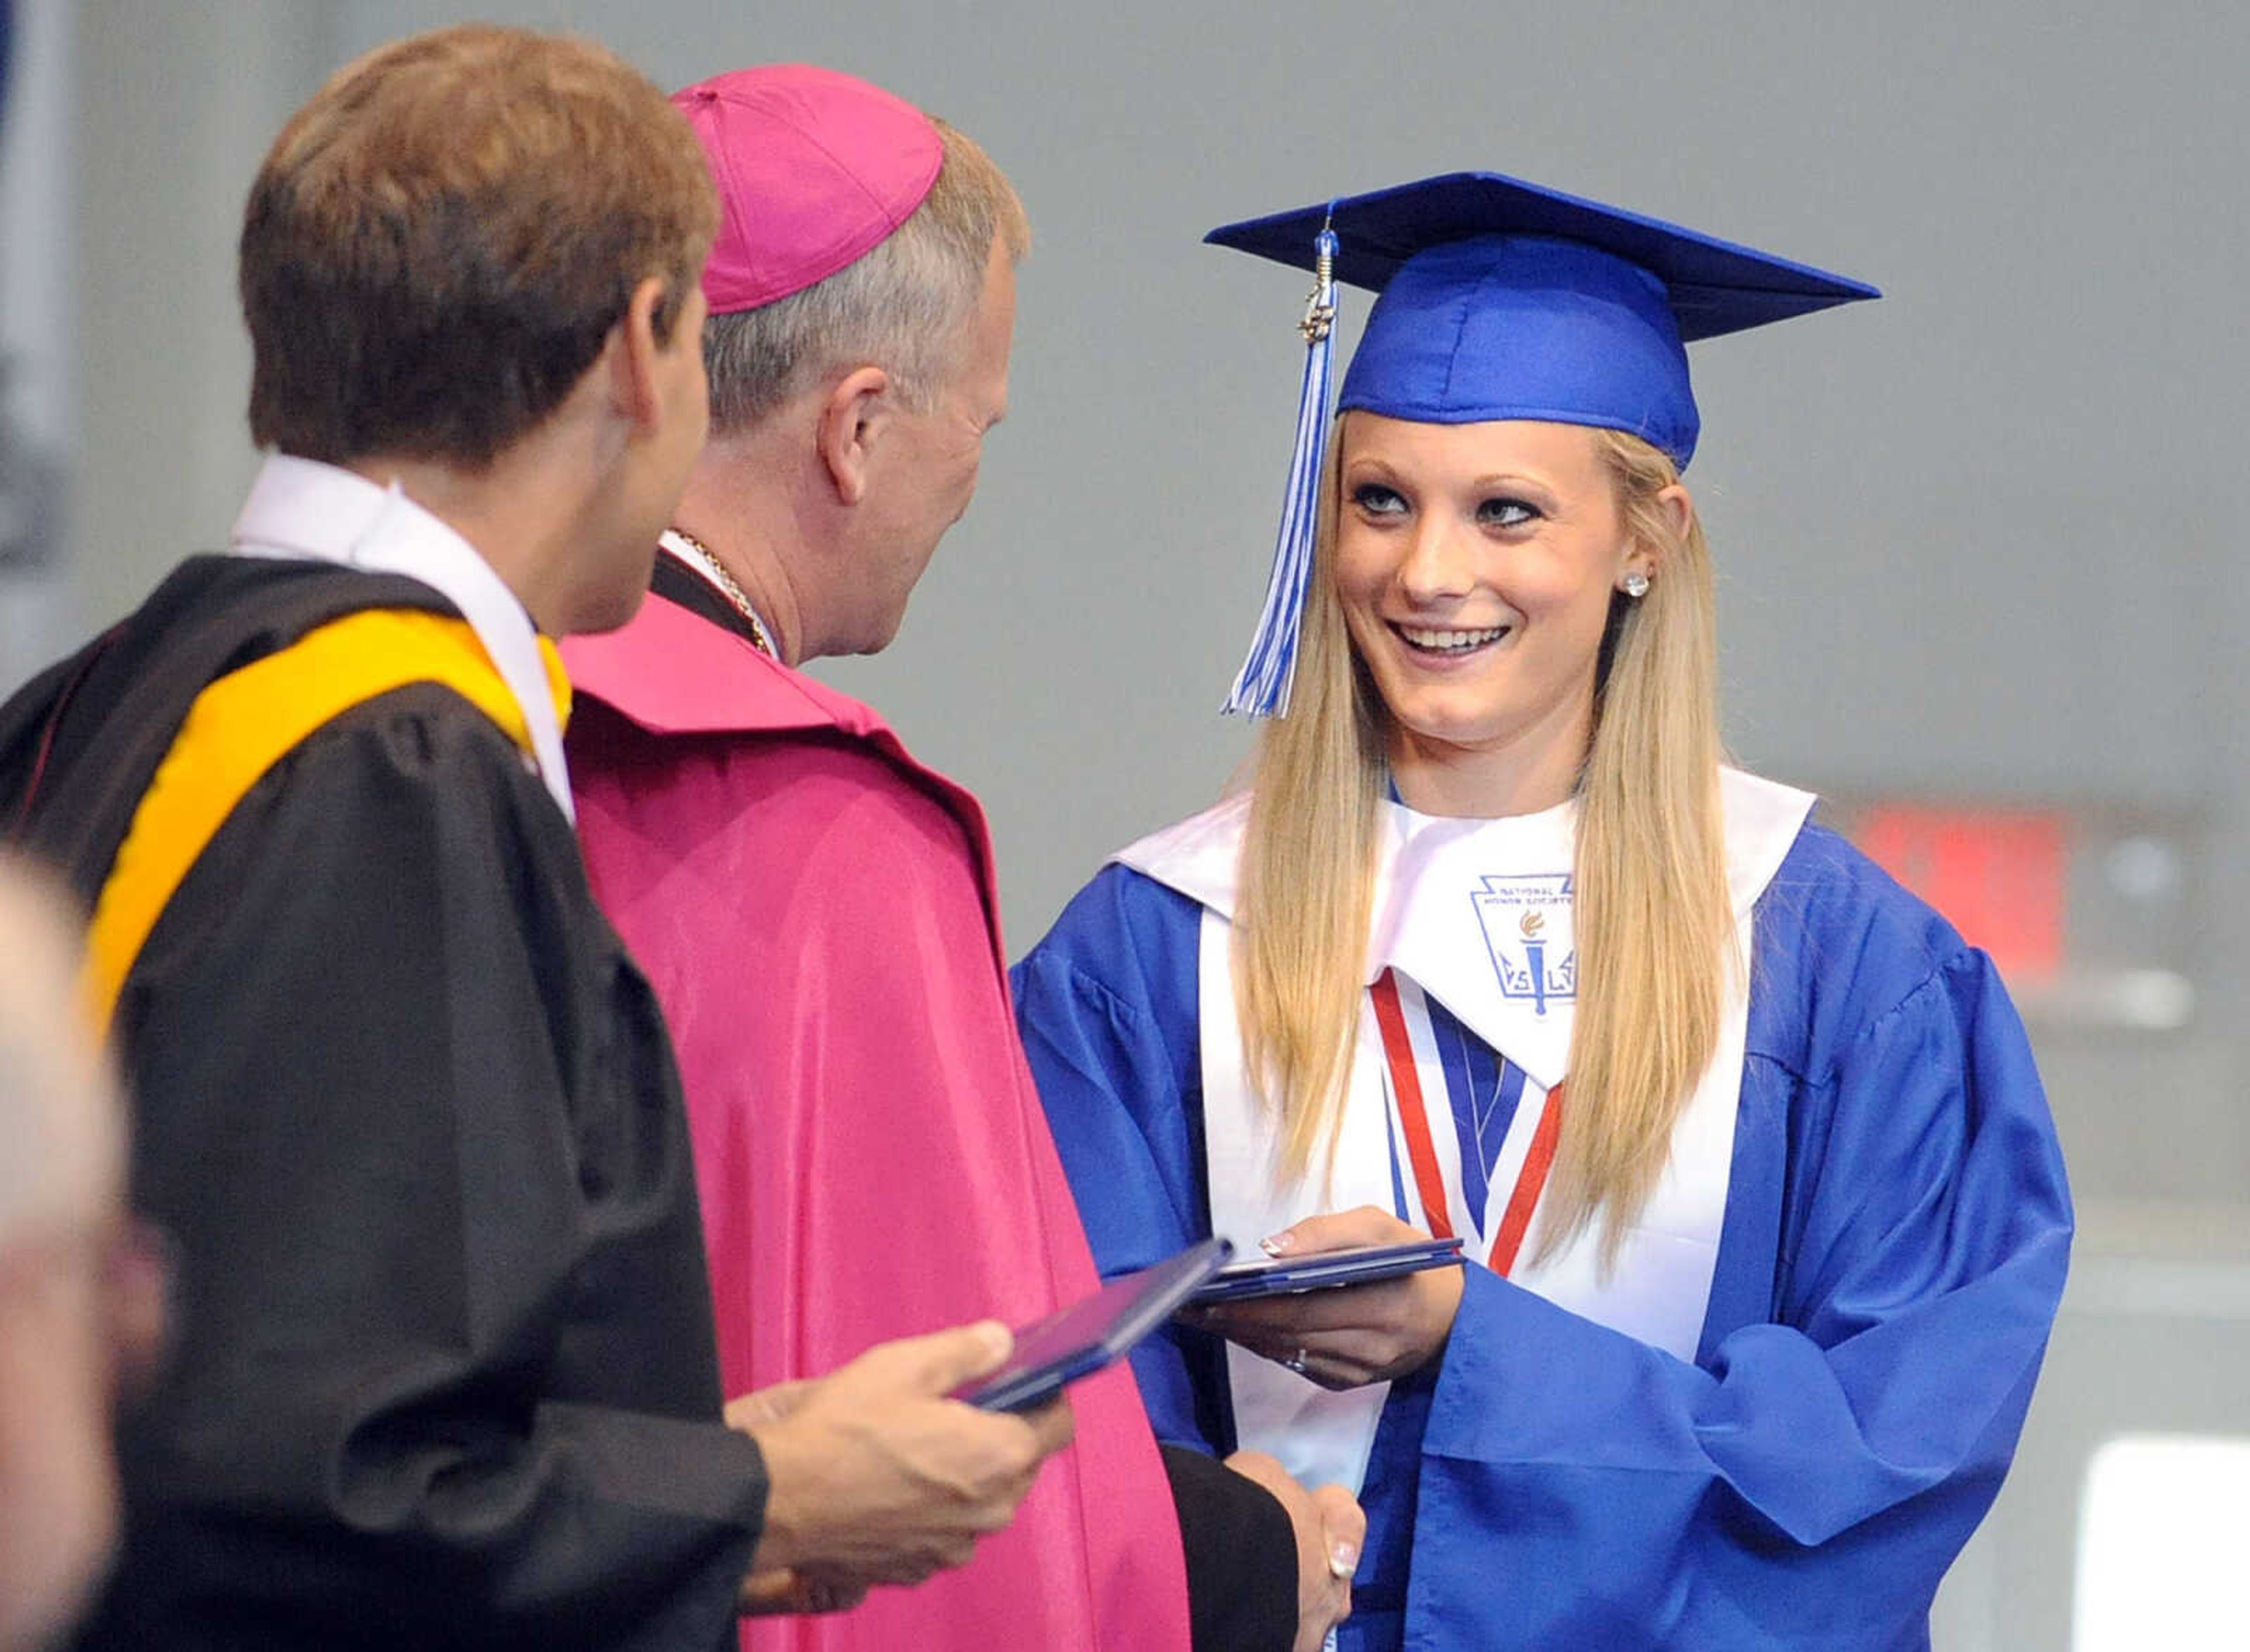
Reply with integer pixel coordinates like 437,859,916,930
1260,1233,1292,1256
1329,1540,1359,1578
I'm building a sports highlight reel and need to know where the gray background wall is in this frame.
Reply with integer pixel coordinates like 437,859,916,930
5,4,2246,1646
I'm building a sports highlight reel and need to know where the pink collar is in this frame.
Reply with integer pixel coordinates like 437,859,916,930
562,590,1012,964
561,589,887,742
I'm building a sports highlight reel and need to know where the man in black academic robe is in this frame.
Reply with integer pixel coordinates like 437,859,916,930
4,555,768,1648
0,26,1068,1650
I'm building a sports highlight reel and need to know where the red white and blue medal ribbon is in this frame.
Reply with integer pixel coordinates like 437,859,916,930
1370,968,1563,1277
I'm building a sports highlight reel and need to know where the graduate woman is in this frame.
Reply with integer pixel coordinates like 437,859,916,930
1012,173,2073,1650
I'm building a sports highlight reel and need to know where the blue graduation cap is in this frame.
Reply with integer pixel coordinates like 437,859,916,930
1212,170,1879,718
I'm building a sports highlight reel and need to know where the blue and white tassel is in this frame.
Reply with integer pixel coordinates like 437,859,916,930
1223,224,1339,719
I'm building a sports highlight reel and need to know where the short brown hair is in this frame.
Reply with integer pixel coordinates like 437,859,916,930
703,117,1028,432
241,26,718,467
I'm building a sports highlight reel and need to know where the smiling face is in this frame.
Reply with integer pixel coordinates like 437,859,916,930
1333,412,1655,815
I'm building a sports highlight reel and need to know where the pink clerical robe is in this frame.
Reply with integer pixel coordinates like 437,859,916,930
561,592,1192,1652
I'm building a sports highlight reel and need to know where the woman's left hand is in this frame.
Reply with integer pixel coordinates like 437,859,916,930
1180,1206,1467,1390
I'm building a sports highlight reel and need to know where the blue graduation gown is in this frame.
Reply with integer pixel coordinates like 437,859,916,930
1012,818,2072,1651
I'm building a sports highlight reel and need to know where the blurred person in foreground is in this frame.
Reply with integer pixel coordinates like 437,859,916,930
0,28,1068,1649
0,860,162,1651
1013,172,2074,1649
3,30,156,1648
562,64,1360,1652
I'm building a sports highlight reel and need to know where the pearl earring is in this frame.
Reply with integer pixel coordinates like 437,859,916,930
1622,571,1651,599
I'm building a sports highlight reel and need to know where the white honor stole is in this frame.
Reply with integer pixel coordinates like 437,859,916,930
1114,767,1815,1496
226,453,576,821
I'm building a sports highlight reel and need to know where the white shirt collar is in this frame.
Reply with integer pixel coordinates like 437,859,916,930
228,453,573,820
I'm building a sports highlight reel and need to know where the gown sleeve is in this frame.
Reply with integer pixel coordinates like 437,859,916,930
98,687,764,1651
1407,869,2074,1647
1011,863,1235,1456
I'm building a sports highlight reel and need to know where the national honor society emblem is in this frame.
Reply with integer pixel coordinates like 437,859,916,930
1472,873,1577,1015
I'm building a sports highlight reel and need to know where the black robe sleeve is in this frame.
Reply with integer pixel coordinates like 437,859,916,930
77,684,763,1651
1161,1444,1299,1652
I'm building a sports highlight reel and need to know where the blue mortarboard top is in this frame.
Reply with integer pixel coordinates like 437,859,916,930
1209,170,1877,716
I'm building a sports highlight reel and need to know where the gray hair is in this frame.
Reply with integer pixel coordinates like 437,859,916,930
704,117,1028,432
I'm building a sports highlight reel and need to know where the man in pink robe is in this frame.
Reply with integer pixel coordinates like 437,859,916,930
562,65,1360,1652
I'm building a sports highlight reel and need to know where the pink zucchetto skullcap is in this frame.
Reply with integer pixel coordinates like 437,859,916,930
673,64,944,316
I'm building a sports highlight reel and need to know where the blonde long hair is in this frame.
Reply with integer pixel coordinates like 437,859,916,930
1233,424,1730,1263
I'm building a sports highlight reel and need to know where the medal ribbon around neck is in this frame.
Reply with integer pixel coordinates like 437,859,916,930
1371,968,1564,1277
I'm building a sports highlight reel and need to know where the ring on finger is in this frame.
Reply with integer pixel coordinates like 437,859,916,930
1282,1346,1310,1375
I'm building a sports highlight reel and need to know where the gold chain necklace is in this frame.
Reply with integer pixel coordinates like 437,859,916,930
665,528,776,658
